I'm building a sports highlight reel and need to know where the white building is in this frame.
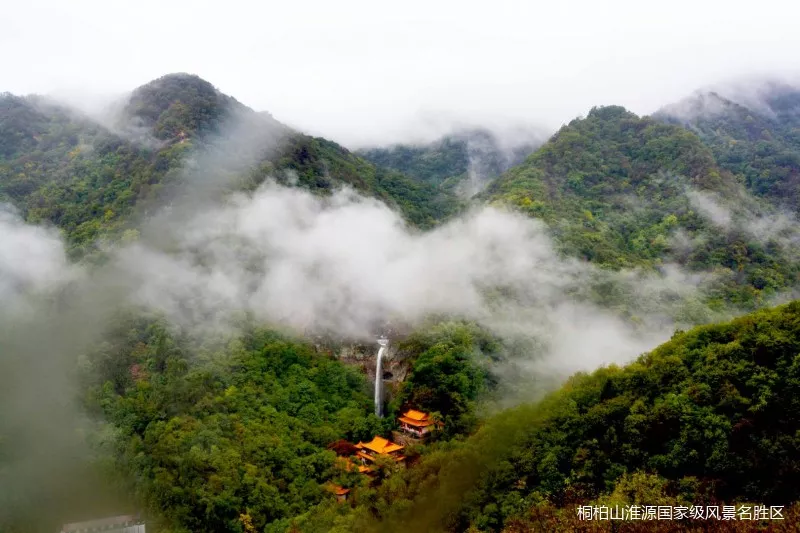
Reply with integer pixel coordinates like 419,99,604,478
59,515,145,533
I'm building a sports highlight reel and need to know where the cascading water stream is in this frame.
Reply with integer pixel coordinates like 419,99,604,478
375,337,389,417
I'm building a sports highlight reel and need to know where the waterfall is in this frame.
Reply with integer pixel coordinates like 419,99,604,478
375,337,389,417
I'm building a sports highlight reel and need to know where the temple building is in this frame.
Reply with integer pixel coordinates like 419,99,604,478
355,436,405,465
398,409,441,438
325,483,351,503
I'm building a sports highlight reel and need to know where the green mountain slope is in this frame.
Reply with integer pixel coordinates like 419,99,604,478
266,135,462,228
484,105,800,307
85,319,384,533
67,319,491,533
656,84,800,213
120,72,257,140
359,134,471,186
470,300,800,526
5,75,800,533
299,300,800,532
0,74,461,257
0,93,163,252
358,128,540,195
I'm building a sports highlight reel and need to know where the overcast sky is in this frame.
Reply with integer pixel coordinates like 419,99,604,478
3,0,799,147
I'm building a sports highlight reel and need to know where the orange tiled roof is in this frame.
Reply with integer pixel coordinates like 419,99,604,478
356,436,404,455
404,409,429,421
359,450,405,461
358,450,405,463
399,409,440,428
399,416,433,428
326,484,351,496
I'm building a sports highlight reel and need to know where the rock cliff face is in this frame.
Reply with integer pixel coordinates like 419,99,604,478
392,430,424,447
313,339,413,407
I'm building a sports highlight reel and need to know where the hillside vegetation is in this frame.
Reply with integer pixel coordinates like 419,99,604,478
3,75,800,533
484,105,800,308
359,128,540,195
0,74,461,258
295,301,800,532
656,85,800,213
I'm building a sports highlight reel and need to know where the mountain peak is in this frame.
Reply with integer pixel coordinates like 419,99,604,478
120,73,245,140
585,105,636,122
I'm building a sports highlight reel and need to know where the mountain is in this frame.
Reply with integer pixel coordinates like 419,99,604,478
0,74,461,257
484,105,800,308
5,73,800,533
306,300,800,532
656,83,800,213
268,135,462,228
118,72,262,140
358,127,542,196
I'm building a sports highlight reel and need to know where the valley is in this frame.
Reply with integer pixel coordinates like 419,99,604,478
2,72,800,532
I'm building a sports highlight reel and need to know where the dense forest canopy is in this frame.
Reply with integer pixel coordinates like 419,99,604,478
2,74,800,532
358,128,541,196
84,317,384,532
0,74,461,258
656,84,800,214
288,301,800,532
484,104,800,309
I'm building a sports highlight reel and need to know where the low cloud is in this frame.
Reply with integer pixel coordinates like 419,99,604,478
0,145,767,526
686,189,733,228
114,181,724,387
0,205,73,315
0,207,115,528
686,186,800,258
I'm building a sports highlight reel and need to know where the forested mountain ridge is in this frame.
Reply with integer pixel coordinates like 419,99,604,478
484,105,800,308
655,84,800,213
358,127,541,196
68,318,492,533
0,74,461,257
4,73,800,533
118,73,271,141
268,135,462,227
298,301,800,532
